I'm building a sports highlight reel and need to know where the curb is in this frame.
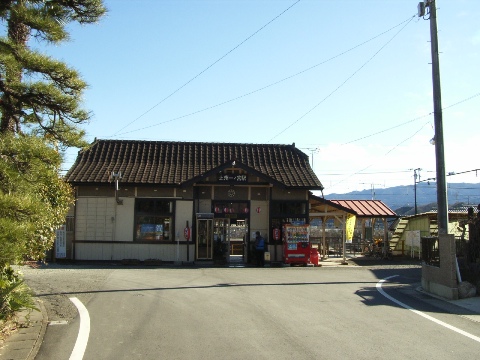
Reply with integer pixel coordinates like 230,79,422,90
0,298,48,360
27,299,48,360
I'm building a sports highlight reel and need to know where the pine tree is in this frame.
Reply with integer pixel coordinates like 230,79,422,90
0,1,105,271
1,0,105,320
0,0,106,146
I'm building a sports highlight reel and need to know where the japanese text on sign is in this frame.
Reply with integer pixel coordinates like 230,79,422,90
218,174,247,182
55,225,66,259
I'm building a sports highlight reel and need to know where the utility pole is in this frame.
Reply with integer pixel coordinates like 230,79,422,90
413,168,422,215
418,1,448,233
360,183,382,200
309,147,320,169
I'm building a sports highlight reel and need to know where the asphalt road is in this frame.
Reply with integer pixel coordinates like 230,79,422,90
20,264,480,359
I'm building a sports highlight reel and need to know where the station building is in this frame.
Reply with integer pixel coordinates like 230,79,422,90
63,139,324,264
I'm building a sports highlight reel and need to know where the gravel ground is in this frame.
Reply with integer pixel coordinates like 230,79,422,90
15,263,116,323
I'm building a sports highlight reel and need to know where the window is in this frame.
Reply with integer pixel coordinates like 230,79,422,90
65,216,75,232
271,201,307,217
135,199,173,241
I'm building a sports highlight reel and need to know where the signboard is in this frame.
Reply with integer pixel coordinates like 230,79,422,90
55,225,67,259
197,213,214,219
406,230,421,247
406,230,421,259
217,174,247,182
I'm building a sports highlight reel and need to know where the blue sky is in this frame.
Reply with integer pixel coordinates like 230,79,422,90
36,0,479,195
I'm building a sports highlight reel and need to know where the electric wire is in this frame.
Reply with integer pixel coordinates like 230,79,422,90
266,14,416,143
321,170,411,176
322,168,479,188
326,121,435,190
323,175,480,198
112,0,301,136
113,15,417,137
343,91,480,145
299,89,479,169
384,121,430,155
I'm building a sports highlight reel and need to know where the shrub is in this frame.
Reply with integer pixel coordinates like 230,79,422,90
0,266,38,321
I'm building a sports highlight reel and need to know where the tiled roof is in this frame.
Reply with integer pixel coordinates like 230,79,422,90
329,199,397,218
65,140,324,189
309,195,357,215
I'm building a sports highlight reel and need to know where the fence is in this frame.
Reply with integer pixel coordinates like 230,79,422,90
421,236,440,267
310,237,366,257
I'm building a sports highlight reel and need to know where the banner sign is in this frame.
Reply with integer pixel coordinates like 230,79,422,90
345,214,356,243
55,225,67,259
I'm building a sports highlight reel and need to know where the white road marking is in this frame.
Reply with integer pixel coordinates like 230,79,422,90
69,297,91,360
48,320,68,325
377,275,480,343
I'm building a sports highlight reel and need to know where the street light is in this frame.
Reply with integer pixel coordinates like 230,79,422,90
413,168,422,215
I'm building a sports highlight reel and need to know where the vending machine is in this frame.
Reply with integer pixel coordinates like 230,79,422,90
283,223,311,266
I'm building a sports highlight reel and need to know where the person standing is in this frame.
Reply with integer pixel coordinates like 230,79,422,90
254,231,265,267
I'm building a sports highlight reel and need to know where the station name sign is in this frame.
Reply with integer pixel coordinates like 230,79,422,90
217,174,247,182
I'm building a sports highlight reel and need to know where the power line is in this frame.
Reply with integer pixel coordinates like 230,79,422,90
384,121,430,155
342,91,480,145
267,14,416,143
446,168,479,177
326,122,435,190
113,15,417,137
319,169,412,176
325,167,480,192
342,116,431,145
112,0,301,136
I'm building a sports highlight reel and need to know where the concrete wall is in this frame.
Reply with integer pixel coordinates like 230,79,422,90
422,234,459,300
75,242,193,262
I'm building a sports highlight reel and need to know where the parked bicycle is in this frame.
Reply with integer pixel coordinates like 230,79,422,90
375,245,392,260
363,241,392,260
363,242,375,256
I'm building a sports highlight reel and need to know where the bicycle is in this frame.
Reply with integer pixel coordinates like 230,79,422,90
363,243,376,257
363,242,392,260
374,244,392,260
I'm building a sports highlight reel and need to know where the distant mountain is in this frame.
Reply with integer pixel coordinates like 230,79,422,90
324,182,480,215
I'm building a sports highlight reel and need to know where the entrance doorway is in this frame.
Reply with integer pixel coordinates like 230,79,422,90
196,218,213,260
214,218,230,263
196,215,248,264
228,219,248,264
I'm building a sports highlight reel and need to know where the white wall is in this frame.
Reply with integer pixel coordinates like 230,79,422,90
76,197,115,241
175,200,193,239
74,197,194,262
115,198,135,241
250,200,269,240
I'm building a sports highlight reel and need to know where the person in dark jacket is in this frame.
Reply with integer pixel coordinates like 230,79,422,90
254,231,265,267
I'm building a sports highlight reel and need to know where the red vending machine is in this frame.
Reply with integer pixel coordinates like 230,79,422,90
283,223,311,266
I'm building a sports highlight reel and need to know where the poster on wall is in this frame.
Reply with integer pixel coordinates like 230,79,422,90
55,225,67,259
